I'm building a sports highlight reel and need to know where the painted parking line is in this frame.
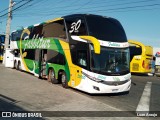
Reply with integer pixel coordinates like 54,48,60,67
136,82,152,111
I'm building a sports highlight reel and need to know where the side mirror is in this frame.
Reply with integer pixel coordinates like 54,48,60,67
80,36,100,54
22,52,27,58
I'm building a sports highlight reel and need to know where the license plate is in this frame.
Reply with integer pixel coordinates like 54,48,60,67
156,66,160,69
112,89,118,92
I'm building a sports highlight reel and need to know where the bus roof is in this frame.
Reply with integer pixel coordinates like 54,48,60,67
11,14,117,33
11,17,63,33
63,14,110,18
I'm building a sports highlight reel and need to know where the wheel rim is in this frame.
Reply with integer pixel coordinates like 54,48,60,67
19,63,21,70
17,63,21,70
62,74,66,84
49,70,55,81
14,62,17,68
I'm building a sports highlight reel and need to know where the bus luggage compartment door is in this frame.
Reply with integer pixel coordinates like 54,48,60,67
5,48,14,68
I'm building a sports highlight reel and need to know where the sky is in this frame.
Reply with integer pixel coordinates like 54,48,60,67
0,0,160,47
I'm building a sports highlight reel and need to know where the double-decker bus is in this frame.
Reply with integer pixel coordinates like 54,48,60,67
0,34,5,61
129,40,153,74
10,14,131,94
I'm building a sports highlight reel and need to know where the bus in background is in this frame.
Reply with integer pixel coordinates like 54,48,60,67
0,34,5,61
10,14,131,94
154,51,160,76
129,40,153,75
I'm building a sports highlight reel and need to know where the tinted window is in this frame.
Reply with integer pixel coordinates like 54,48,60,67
85,15,127,42
11,28,32,41
43,20,66,39
23,49,35,60
77,50,87,67
14,49,20,57
90,47,130,75
65,17,87,36
70,41,89,69
30,25,43,39
11,30,22,41
129,46,142,61
16,30,22,41
47,50,66,65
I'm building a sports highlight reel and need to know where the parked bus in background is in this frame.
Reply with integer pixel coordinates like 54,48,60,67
154,51,160,76
128,40,153,75
10,14,131,94
0,34,5,61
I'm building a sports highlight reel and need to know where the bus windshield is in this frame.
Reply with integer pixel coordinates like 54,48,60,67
90,46,130,75
85,15,127,42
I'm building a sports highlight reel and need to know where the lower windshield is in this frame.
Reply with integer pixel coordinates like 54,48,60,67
90,46,130,75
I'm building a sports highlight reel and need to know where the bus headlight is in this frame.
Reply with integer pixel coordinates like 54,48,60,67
84,73,103,82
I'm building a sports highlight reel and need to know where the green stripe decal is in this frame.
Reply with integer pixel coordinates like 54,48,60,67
54,39,70,81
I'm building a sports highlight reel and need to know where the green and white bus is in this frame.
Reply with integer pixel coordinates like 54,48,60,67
10,14,131,94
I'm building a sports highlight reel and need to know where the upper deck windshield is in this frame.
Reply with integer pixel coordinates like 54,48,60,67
64,14,129,75
85,15,127,42
90,46,130,75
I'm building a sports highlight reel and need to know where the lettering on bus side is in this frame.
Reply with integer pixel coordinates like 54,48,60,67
77,74,86,79
23,35,51,49
97,75,106,80
113,77,120,81
108,42,120,47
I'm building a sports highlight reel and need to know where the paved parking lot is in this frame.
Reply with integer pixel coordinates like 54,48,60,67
0,63,159,120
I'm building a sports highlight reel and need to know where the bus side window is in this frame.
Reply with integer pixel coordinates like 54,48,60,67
23,49,35,60
47,50,66,65
30,25,43,39
77,50,87,67
14,50,20,57
16,30,22,41
129,46,142,62
42,20,66,40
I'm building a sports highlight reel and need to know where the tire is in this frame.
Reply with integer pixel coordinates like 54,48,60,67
17,62,21,71
61,72,68,88
124,91,129,95
14,61,17,69
48,69,58,84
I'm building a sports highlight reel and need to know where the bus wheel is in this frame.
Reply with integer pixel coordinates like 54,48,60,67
48,69,58,84
17,62,21,71
14,61,17,69
61,72,68,88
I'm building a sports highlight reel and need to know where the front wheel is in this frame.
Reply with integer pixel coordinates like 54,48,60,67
61,72,68,88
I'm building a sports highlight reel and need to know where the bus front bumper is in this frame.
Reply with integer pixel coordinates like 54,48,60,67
76,78,131,94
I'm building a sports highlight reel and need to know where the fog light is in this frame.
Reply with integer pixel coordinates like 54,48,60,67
93,86,100,91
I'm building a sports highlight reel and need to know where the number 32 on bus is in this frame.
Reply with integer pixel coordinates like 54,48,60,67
10,14,131,94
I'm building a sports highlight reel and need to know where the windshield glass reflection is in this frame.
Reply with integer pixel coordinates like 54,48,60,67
90,45,130,75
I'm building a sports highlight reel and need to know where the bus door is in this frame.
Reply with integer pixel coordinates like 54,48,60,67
38,49,47,78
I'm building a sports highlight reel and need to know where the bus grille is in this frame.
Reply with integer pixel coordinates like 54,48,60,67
102,79,130,86
132,63,139,71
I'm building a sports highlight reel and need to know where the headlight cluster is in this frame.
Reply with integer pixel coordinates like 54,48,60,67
83,72,103,83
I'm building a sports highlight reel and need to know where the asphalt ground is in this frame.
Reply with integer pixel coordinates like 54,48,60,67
0,63,159,120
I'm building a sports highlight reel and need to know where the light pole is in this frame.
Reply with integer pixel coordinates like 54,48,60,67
3,0,15,64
